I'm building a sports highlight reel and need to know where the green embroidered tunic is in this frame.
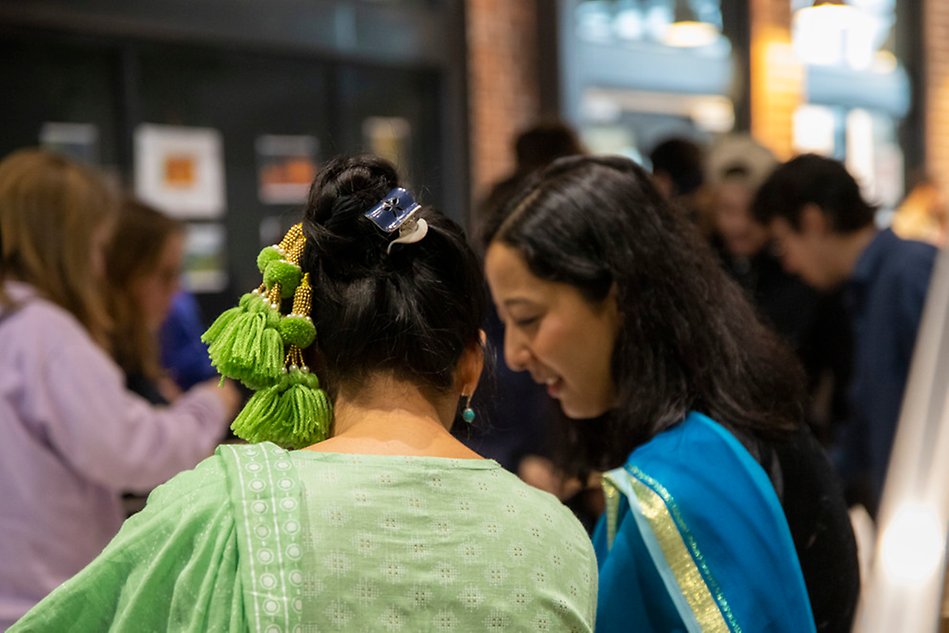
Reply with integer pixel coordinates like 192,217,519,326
12,443,597,632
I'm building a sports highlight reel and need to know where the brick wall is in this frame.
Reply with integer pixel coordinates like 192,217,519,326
925,0,949,192
466,0,540,206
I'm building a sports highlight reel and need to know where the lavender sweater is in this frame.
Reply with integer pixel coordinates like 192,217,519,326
0,281,230,628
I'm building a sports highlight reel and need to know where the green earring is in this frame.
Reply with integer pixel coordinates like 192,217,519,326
462,394,475,424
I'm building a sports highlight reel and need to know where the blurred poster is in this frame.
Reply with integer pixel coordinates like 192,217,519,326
256,134,319,204
39,122,99,165
182,223,228,293
134,124,226,219
363,117,411,179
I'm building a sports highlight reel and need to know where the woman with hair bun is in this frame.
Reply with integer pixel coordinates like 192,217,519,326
483,155,859,633
12,155,597,632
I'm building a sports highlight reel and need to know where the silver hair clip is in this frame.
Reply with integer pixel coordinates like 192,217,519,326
364,187,429,254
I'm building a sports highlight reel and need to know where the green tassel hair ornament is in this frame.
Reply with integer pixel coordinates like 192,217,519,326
202,224,306,389
229,272,333,448
203,224,334,448
202,288,284,389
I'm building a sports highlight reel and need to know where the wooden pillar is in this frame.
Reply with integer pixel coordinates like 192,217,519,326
748,0,803,159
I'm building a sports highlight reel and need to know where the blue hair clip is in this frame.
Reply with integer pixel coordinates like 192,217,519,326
364,187,422,233
364,187,429,254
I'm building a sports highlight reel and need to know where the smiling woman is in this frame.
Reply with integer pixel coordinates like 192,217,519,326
483,154,860,633
485,242,619,419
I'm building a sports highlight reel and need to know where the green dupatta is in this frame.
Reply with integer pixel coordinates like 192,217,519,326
11,443,304,632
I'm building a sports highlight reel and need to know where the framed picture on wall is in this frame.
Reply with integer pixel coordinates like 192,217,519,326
39,122,100,165
134,124,226,219
181,222,228,293
255,134,319,204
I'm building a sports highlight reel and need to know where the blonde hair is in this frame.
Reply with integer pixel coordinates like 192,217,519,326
0,148,118,346
105,199,184,380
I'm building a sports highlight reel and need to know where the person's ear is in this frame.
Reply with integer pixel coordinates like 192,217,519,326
456,331,486,398
596,282,621,319
800,203,830,237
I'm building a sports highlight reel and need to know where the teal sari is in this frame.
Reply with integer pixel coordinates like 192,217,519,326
593,412,816,632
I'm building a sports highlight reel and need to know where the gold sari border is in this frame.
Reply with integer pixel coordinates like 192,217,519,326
602,476,621,549
628,465,741,633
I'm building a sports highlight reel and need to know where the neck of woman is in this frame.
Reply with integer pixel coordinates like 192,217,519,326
303,373,483,459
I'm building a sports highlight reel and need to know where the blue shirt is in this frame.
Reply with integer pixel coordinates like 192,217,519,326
159,291,218,391
843,229,937,504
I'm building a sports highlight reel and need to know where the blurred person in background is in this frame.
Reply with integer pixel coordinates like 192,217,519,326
11,155,597,632
105,199,188,404
159,289,220,392
0,149,239,628
754,154,939,516
707,136,853,444
706,136,781,290
105,199,224,517
648,136,713,237
476,118,585,245
485,155,858,633
106,199,218,400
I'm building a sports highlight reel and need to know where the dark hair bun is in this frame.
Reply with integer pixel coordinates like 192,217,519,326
302,155,400,277
300,155,487,395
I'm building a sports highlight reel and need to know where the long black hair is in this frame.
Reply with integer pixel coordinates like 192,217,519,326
300,155,487,398
486,155,806,473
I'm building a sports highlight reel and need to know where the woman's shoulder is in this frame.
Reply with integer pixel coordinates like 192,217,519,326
1,282,89,344
140,449,231,515
627,411,735,472
1,285,101,385
616,412,785,519
490,467,593,542
2,282,72,320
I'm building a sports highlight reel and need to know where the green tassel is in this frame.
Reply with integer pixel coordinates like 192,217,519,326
229,368,333,449
203,292,285,389
229,381,283,444
284,370,332,446
201,293,253,346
